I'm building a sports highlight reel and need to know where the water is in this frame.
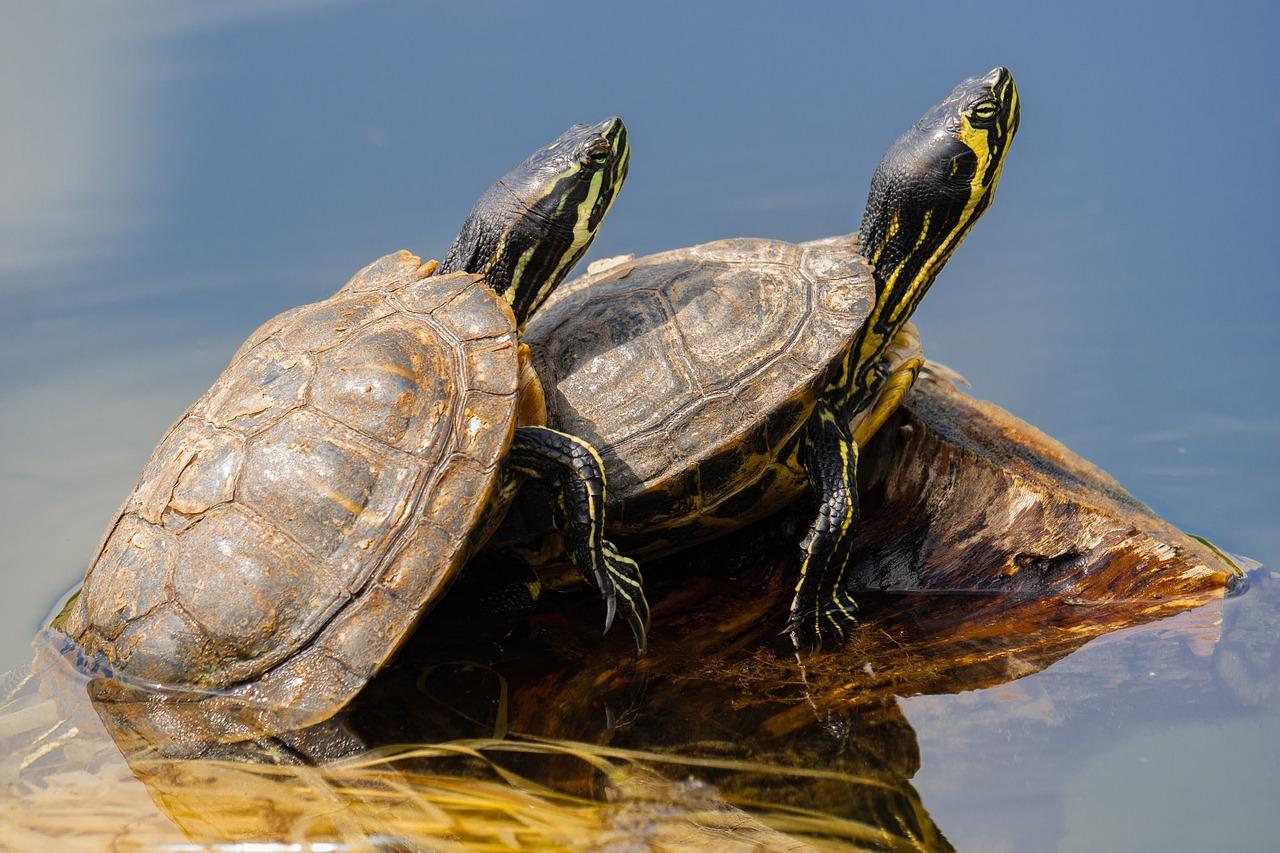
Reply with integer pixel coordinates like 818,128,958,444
2,1,1278,849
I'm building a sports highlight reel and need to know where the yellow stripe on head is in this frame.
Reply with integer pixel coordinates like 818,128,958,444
441,117,630,326
834,69,1020,409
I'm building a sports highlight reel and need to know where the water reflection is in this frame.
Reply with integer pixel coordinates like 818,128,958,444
6,549,1272,850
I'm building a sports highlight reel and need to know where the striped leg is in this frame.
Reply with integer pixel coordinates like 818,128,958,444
852,356,924,447
508,426,649,652
789,402,861,653
851,324,925,446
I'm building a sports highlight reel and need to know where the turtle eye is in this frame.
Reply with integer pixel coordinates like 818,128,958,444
581,140,612,168
970,100,999,122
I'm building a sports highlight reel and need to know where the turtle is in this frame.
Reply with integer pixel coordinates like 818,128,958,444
492,69,1020,651
57,116,646,735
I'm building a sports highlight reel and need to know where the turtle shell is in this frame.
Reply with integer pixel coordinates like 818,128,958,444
63,250,522,731
517,234,874,556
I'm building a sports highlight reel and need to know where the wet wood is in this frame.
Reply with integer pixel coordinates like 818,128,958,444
851,367,1236,603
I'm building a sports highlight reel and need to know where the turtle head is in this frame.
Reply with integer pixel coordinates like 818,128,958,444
441,116,630,327
858,67,1019,303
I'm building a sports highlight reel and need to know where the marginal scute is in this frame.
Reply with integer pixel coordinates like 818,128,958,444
317,586,414,678
174,503,343,683
818,279,873,329
797,235,876,318
396,271,479,315
337,250,423,294
205,341,314,434
731,356,815,424
605,432,678,493
457,391,517,465
789,313,848,371
231,305,304,365
169,429,242,516
379,524,454,610
256,650,369,721
394,270,481,313
464,337,520,395
585,253,636,276
800,234,870,284
111,603,207,686
692,236,801,266
83,516,176,642
666,394,744,459
422,455,493,544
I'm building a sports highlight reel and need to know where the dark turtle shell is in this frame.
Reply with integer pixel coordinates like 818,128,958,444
64,251,522,729
515,234,874,558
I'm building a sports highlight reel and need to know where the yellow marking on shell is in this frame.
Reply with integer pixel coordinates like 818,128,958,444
324,488,366,519
348,361,420,383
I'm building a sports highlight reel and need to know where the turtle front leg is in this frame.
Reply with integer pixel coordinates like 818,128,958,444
508,425,650,652
790,401,862,653
851,323,925,447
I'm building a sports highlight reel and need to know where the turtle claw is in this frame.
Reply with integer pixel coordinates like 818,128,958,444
787,590,859,655
601,540,649,654
602,588,618,636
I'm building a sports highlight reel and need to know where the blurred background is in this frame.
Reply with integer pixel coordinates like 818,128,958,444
0,2,1277,845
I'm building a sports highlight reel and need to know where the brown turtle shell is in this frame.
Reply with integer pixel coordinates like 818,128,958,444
513,234,874,558
63,250,522,729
